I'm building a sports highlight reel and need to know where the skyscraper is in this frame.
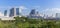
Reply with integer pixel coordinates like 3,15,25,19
9,8,15,17
30,9,36,15
4,10,7,16
16,8,20,16
9,7,20,17
27,9,42,19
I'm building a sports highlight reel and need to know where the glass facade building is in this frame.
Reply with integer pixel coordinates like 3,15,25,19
30,9,36,15
16,8,20,16
9,8,14,17
9,8,20,17
4,10,7,16
27,9,42,19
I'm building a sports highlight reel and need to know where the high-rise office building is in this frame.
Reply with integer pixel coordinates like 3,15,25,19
36,11,39,14
30,9,36,15
9,7,20,17
4,10,7,16
16,8,20,16
9,8,15,17
27,9,42,19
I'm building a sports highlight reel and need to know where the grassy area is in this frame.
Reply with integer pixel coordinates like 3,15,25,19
0,16,60,28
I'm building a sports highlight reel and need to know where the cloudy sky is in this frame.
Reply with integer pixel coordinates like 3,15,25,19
0,0,60,17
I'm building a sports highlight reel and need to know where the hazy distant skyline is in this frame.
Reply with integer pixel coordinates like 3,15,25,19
0,0,60,17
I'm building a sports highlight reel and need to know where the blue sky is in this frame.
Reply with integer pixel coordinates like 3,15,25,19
0,0,60,16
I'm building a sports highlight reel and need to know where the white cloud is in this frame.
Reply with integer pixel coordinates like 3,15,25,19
19,6,27,12
19,6,27,9
42,8,60,17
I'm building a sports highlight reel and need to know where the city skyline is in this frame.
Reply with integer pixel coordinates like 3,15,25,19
0,0,60,17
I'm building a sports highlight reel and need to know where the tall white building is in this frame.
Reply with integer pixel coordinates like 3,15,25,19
56,13,60,18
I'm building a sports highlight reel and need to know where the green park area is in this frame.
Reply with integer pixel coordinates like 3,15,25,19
0,16,60,28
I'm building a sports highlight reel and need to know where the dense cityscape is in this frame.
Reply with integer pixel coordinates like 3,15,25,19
0,0,60,28
0,7,60,28
0,7,60,20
